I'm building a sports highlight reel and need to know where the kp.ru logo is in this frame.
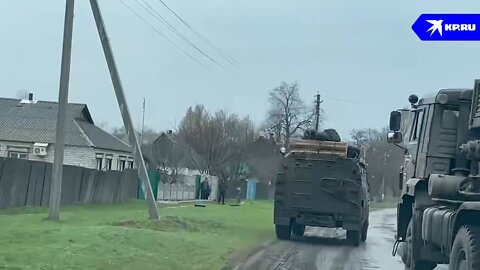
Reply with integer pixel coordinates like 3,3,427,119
412,14,480,41
426,19,476,36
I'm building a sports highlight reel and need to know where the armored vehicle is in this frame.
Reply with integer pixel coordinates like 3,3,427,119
273,129,370,246
389,80,480,269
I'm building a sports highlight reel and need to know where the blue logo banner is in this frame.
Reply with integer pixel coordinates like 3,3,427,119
412,14,480,41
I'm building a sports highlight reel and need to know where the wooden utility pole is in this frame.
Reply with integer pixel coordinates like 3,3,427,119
49,0,75,221
314,93,323,132
49,0,159,220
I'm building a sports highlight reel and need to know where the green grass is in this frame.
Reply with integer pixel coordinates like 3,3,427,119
0,200,274,270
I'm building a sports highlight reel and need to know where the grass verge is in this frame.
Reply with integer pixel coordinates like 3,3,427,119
0,200,274,270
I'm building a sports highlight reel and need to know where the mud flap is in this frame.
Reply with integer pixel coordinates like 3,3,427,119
397,201,412,240
274,216,291,226
343,222,362,231
412,209,424,262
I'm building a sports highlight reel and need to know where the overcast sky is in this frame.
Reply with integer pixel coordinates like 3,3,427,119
1,0,480,139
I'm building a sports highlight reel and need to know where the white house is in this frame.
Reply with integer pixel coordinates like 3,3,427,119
0,94,133,171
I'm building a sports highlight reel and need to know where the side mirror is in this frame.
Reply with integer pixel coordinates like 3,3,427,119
280,147,286,155
387,132,403,144
389,111,401,131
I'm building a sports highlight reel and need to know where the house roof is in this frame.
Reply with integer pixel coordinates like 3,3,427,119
0,97,131,153
145,131,205,170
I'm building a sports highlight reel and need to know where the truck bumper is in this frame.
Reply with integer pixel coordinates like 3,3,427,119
296,215,361,230
274,206,362,230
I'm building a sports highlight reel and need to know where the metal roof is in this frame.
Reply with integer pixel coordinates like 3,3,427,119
145,132,204,170
0,98,131,153
76,120,131,152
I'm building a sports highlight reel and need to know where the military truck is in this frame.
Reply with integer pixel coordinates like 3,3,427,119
273,129,370,246
389,80,480,269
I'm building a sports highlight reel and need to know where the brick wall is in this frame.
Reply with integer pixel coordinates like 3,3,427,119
0,141,132,170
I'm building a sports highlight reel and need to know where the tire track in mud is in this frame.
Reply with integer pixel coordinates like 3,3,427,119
232,209,446,270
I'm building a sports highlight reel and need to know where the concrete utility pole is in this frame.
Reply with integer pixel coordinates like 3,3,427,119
314,93,323,132
49,0,75,221
89,0,159,219
49,0,159,220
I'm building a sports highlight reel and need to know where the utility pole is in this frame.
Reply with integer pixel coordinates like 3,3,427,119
140,98,145,145
381,150,391,202
314,93,323,132
49,0,75,221
89,0,159,219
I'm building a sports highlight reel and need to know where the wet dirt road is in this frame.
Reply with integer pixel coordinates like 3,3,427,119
233,208,448,270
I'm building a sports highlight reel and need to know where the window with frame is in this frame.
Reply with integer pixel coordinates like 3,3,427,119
409,109,425,141
8,151,28,160
105,158,112,170
96,157,103,170
118,159,126,171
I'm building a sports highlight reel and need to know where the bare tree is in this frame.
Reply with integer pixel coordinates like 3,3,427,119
265,81,315,147
208,111,255,182
176,105,212,174
350,128,387,147
349,127,404,200
177,105,256,182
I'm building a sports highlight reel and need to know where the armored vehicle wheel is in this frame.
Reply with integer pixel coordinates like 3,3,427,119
449,226,480,270
275,224,291,240
292,223,305,237
347,230,361,246
361,221,368,242
402,220,436,270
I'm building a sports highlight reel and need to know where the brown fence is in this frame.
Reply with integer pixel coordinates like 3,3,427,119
0,157,138,209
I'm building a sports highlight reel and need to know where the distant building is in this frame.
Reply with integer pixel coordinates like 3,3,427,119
0,94,133,170
142,130,204,174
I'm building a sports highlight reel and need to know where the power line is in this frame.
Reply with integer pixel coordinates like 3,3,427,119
119,0,214,72
156,0,239,68
322,95,367,105
134,0,226,70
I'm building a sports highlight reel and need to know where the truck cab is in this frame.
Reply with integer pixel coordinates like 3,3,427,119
389,83,480,270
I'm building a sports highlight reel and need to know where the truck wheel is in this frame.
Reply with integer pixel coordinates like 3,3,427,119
402,219,436,270
275,224,291,240
449,225,480,270
347,230,361,246
361,221,368,242
292,223,305,237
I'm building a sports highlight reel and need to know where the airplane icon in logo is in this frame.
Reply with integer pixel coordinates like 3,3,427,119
426,20,443,36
